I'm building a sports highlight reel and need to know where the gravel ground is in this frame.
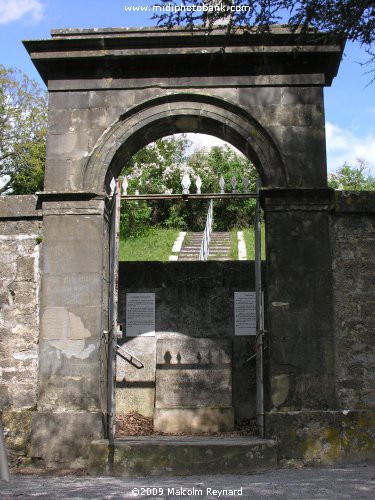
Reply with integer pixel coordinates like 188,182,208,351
1,465,375,499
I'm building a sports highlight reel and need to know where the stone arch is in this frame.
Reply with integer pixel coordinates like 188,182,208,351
82,93,287,192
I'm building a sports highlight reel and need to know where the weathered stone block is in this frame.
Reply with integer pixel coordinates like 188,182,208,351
116,388,155,418
266,410,375,465
38,341,101,411
0,195,40,219
30,411,104,467
116,336,156,417
155,338,232,409
1,410,33,453
87,436,277,477
87,439,111,476
154,407,234,433
116,337,155,382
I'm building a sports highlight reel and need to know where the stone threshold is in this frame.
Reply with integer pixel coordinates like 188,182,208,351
88,436,277,476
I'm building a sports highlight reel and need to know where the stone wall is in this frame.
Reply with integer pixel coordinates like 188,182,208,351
117,261,263,423
0,196,42,411
0,195,42,464
331,191,375,410
266,191,375,465
1,189,374,465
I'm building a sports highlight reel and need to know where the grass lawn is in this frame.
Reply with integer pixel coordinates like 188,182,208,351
243,225,266,260
119,228,179,261
230,230,239,260
119,226,265,261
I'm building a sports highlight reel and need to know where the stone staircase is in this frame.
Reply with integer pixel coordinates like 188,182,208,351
88,436,277,476
208,232,232,260
177,231,203,260
177,231,232,261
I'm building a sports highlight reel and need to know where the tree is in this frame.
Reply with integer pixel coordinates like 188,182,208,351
153,1,374,79
120,136,258,235
0,65,47,195
328,159,375,190
187,144,257,229
120,135,192,236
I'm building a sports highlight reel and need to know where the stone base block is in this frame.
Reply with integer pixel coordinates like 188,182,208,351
1,410,33,467
266,410,375,465
30,411,104,468
153,407,234,433
88,436,277,477
1,410,33,452
116,387,155,418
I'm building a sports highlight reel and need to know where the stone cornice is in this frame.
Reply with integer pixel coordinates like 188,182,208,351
23,27,345,87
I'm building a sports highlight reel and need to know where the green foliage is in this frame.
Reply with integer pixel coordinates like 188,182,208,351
120,201,153,238
0,65,47,195
328,159,375,191
120,138,258,236
153,1,373,75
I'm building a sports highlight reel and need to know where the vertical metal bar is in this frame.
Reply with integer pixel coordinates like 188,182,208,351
255,178,264,438
0,422,10,482
107,179,121,442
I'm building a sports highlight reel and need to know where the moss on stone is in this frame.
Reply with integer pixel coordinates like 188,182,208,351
266,410,375,465
2,410,33,452
87,440,110,476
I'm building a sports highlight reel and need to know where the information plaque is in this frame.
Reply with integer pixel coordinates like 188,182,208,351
234,291,257,336
126,293,155,337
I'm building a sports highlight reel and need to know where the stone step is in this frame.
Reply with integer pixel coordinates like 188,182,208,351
88,436,277,477
178,231,233,261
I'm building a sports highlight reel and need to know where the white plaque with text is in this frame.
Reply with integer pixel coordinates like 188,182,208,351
126,293,155,337
234,291,256,336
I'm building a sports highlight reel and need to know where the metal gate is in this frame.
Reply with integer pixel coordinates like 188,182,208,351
107,178,264,438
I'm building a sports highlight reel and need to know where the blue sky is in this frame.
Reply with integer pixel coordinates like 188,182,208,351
1,0,374,174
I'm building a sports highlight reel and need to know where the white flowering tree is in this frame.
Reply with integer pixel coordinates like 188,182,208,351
120,135,258,236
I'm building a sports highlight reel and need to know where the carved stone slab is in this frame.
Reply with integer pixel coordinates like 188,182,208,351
155,338,232,409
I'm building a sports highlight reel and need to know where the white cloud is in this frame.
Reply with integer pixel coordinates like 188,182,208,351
326,122,375,174
0,0,43,24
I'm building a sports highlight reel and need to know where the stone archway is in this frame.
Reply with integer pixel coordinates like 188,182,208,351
82,93,286,191
23,27,344,467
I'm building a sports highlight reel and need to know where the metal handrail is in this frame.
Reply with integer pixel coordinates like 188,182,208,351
116,344,144,369
199,199,213,261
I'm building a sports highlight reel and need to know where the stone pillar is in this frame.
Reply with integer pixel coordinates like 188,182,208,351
30,194,109,467
262,189,336,411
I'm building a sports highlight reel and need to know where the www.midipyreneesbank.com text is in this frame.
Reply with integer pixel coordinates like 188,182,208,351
125,4,251,13
131,486,243,497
